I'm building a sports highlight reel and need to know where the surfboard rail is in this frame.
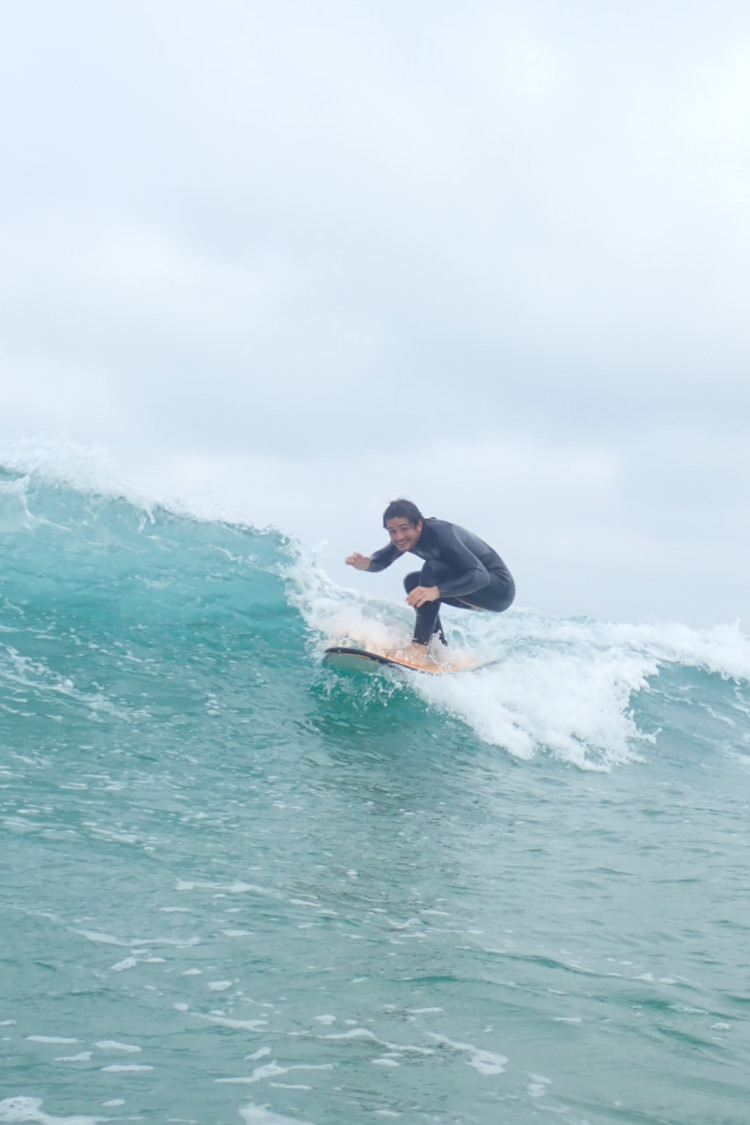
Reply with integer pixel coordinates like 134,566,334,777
322,645,476,676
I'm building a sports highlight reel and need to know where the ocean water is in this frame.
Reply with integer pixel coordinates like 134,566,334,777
2,464,749,1125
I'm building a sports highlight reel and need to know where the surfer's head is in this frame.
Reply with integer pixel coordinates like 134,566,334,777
383,499,423,552
383,499,423,528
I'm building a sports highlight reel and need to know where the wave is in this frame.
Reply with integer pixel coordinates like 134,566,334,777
2,456,749,775
292,547,750,770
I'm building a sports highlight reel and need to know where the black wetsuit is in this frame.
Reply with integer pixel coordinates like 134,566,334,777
368,518,515,645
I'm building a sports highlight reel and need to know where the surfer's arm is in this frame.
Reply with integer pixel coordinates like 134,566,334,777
346,543,399,571
365,543,400,572
406,585,440,608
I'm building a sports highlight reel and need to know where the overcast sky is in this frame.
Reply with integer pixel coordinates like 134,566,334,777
1,0,749,626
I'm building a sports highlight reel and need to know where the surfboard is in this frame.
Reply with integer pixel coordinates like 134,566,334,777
322,645,476,676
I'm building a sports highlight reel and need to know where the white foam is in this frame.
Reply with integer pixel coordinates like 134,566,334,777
0,437,103,483
199,1014,267,1032
175,878,284,899
239,1105,318,1125
286,547,413,655
0,435,276,537
413,618,651,769
320,1027,433,1056
25,1037,78,1045
219,1062,288,1085
220,1062,333,1087
110,958,138,972
94,1040,141,1052
100,1064,154,1073
290,549,750,769
0,1098,97,1125
427,1032,507,1075
528,1072,552,1098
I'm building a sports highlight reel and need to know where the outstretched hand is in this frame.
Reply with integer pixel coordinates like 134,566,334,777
405,585,440,608
346,552,371,571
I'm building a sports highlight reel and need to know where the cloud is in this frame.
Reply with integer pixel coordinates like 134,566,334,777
0,0,748,624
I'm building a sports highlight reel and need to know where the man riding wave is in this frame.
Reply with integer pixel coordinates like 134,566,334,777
346,499,514,661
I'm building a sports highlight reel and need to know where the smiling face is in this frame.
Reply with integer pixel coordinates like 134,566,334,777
386,516,423,552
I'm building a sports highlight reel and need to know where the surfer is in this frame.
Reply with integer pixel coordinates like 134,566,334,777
346,499,514,659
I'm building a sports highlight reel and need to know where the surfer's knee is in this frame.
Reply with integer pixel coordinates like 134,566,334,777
403,571,421,594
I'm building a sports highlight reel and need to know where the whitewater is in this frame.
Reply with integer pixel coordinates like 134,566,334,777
1,460,749,1125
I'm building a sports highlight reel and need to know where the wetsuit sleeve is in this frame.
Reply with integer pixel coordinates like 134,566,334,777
432,526,491,599
367,543,400,572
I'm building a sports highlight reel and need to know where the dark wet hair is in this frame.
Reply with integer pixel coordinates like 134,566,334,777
382,499,423,528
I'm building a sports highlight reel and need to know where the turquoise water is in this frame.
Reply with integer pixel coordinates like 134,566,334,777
2,468,749,1125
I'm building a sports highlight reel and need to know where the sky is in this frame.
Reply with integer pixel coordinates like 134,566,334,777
1,0,749,626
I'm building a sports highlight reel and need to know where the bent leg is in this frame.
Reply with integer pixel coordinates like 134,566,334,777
444,570,515,614
403,562,513,644
403,568,447,646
